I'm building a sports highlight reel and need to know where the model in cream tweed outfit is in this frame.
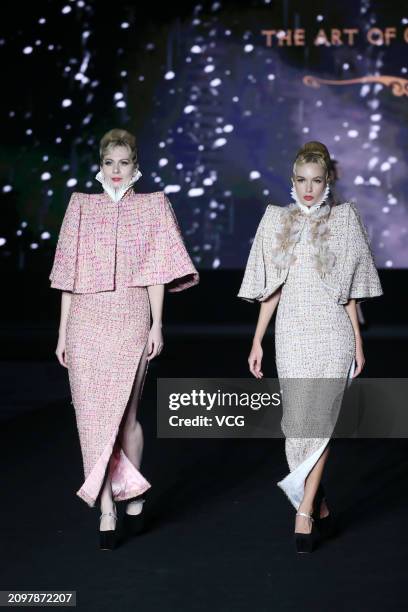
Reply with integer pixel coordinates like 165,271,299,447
238,143,382,546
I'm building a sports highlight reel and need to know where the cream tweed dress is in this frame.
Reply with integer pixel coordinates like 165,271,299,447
238,191,383,509
50,178,199,507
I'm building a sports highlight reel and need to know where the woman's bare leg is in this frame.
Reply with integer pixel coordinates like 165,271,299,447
99,456,116,531
120,345,149,516
98,345,148,527
295,445,330,533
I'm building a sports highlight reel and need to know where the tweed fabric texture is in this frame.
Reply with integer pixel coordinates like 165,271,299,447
49,190,199,293
237,201,383,305
52,190,199,507
238,202,383,509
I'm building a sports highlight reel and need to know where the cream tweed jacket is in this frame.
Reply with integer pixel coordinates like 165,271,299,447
238,201,383,304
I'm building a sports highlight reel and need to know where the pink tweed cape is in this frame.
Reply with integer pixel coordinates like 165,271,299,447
50,189,199,507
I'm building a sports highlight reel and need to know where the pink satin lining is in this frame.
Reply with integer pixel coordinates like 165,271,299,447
76,428,151,507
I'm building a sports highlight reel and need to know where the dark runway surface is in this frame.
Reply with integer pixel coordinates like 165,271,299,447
1,327,407,611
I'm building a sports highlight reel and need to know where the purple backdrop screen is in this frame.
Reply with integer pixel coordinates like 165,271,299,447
1,0,407,269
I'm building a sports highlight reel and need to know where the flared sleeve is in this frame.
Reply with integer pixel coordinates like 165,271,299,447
340,202,383,303
49,192,80,291
237,205,285,302
137,192,199,292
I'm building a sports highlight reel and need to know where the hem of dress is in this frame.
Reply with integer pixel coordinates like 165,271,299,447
76,483,152,508
75,428,152,508
74,339,151,508
276,439,330,510
277,356,356,510
112,483,152,504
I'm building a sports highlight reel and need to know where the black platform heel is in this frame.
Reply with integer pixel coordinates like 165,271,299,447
99,507,118,550
314,484,336,538
124,494,147,537
294,511,316,553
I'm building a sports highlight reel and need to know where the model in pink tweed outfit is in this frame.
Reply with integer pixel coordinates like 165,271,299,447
50,129,199,548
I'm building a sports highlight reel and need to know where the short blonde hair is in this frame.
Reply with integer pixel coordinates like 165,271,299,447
292,141,331,181
99,128,137,164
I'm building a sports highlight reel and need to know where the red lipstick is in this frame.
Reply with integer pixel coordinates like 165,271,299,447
304,195,314,201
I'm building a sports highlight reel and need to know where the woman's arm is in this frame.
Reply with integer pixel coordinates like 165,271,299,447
55,291,72,368
248,288,282,378
146,284,165,360
60,291,72,334
344,298,365,377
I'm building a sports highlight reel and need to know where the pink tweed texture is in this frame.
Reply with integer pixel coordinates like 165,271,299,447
51,189,199,506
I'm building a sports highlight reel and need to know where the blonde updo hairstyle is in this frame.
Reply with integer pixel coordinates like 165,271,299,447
292,141,331,184
99,128,138,166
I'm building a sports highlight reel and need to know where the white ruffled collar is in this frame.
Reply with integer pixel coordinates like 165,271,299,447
271,183,336,277
290,183,330,215
95,167,142,203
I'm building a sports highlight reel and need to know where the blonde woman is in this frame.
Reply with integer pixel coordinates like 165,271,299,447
50,129,199,550
238,141,382,553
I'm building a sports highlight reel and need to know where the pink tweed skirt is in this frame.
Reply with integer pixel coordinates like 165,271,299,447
66,286,152,507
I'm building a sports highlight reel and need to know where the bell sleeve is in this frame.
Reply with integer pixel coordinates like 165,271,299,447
49,192,81,291
142,192,199,292
237,205,284,302
341,202,383,303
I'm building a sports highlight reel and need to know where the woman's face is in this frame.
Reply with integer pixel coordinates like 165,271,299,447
101,145,135,187
292,162,326,206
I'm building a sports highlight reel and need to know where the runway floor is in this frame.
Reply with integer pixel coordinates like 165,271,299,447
1,329,406,611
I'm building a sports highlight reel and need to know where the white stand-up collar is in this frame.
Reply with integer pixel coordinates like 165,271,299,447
95,167,142,203
290,183,330,215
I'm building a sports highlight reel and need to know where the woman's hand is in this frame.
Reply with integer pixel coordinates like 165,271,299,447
248,340,263,378
353,337,365,377
56,332,68,368
147,323,163,361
